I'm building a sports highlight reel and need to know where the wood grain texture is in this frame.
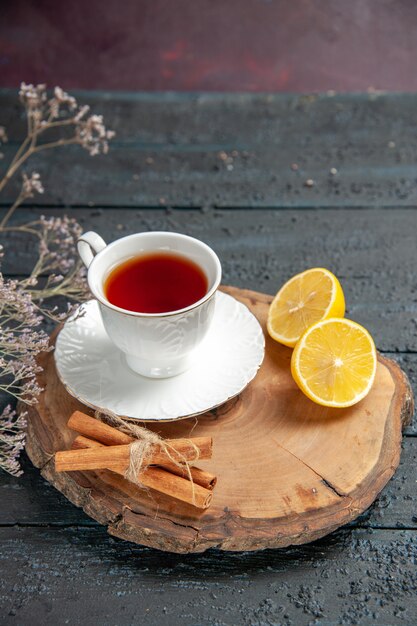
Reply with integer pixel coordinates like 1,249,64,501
2,437,416,529
3,91,417,208
23,287,412,553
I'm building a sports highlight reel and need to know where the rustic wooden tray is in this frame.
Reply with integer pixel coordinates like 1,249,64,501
23,286,413,553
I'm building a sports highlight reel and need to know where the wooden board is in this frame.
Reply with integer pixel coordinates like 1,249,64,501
23,286,413,553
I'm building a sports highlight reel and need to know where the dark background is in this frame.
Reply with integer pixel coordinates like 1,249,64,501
2,0,417,92
1,3,417,624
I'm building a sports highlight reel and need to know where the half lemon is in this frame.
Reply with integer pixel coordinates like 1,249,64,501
291,317,377,408
267,268,345,347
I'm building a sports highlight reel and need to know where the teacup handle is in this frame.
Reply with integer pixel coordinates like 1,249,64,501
77,231,107,268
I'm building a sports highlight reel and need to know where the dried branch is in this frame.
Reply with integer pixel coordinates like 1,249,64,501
0,83,114,475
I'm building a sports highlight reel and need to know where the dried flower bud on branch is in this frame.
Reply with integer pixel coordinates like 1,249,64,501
0,83,114,475
47,86,77,118
0,82,115,213
22,172,44,197
0,272,51,403
0,406,27,477
76,114,115,156
0,127,8,144
20,215,90,320
0,253,47,478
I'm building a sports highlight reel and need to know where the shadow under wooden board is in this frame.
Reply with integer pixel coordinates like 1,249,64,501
23,286,413,553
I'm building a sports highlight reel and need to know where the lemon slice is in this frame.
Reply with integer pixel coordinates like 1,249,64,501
291,318,377,408
267,268,345,347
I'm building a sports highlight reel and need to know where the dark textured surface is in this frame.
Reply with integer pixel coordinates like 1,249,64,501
1,527,416,625
1,91,416,624
2,91,417,208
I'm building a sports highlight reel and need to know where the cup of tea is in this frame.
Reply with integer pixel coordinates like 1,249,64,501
77,231,222,378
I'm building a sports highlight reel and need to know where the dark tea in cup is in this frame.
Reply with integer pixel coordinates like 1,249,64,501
104,251,208,314
78,230,221,376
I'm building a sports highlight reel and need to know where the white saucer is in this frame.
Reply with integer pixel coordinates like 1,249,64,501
55,292,265,422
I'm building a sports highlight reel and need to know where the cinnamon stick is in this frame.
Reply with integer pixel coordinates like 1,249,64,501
67,411,212,466
127,466,212,509
161,461,217,490
72,435,217,490
71,435,125,472
55,436,211,473
71,435,109,450
68,411,134,446
69,435,212,509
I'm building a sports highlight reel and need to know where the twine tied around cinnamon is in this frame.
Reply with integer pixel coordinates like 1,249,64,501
95,409,200,503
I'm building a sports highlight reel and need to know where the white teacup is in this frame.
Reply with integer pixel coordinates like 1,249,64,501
77,231,222,378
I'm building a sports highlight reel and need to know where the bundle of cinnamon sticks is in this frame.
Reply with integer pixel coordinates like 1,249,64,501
55,411,216,509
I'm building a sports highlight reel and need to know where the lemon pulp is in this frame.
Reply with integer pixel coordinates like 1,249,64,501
267,268,345,347
291,318,377,408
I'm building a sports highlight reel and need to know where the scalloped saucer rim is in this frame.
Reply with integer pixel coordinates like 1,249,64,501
54,292,265,422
